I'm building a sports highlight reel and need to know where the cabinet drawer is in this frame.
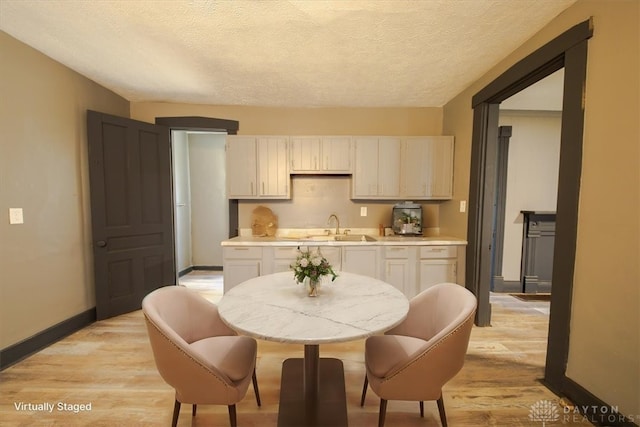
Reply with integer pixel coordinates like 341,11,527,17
384,246,410,259
224,247,263,259
273,247,300,259
420,246,457,259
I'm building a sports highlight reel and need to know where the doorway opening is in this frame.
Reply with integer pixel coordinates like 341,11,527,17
465,19,592,394
172,131,228,275
172,130,227,300
492,69,563,296
154,116,239,298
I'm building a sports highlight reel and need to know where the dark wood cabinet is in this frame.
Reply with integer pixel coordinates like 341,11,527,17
521,211,555,293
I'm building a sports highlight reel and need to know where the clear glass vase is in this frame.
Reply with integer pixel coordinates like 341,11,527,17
306,278,319,297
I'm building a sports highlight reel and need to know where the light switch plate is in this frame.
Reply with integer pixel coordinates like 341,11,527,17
459,201,467,213
9,208,24,224
360,207,367,217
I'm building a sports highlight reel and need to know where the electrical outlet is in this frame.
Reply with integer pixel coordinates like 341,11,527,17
459,201,467,213
360,206,367,217
9,208,24,224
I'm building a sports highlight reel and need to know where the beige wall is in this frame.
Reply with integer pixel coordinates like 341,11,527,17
442,0,639,415
238,177,440,234
131,104,443,136
0,32,130,348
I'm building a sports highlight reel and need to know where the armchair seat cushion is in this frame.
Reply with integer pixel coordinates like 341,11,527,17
190,336,257,381
366,335,428,378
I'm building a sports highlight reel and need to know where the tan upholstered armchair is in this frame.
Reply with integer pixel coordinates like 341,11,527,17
361,283,477,427
142,286,261,427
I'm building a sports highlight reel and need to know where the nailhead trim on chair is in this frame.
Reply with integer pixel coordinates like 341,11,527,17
380,310,475,384
144,315,235,393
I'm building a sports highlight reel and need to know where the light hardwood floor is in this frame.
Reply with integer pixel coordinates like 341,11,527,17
1,280,558,426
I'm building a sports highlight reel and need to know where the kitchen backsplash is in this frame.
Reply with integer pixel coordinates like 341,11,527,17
238,176,440,232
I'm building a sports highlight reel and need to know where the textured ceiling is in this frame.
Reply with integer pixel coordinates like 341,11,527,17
0,0,575,107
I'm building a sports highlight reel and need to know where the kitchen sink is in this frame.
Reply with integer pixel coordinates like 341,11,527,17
304,235,336,241
301,234,376,242
334,234,377,242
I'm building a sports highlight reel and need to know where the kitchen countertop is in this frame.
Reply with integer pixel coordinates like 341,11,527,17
221,234,467,247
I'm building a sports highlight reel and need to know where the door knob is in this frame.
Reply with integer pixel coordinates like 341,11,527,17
96,240,107,247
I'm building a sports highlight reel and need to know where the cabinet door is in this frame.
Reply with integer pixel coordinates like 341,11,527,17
342,246,379,278
402,138,429,198
377,137,401,197
418,259,457,294
290,137,321,172
273,259,294,274
257,137,289,198
269,246,298,274
315,246,342,272
223,260,261,292
352,137,379,197
384,259,411,295
226,136,257,198
270,245,341,274
401,137,454,199
322,137,352,172
353,137,400,199
426,136,454,199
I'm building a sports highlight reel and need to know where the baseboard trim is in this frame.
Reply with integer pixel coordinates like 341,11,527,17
492,277,521,293
193,265,222,271
561,377,637,426
178,266,193,277
0,308,96,371
541,376,637,426
178,266,222,277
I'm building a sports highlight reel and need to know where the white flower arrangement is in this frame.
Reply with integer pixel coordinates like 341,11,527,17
290,247,338,284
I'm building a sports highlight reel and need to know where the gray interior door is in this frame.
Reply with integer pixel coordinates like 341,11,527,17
87,110,175,320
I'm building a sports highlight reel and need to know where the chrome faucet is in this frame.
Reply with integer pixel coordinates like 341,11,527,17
327,214,340,235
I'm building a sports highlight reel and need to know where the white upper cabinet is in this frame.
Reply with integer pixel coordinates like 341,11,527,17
352,137,401,199
228,134,452,201
401,136,454,200
290,136,351,173
353,137,378,197
426,136,454,199
226,136,257,198
226,136,290,199
378,138,402,197
257,137,289,198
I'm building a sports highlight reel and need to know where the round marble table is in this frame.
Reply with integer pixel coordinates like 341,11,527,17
218,271,409,427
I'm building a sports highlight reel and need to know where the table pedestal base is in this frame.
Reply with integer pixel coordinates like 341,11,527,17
277,357,348,427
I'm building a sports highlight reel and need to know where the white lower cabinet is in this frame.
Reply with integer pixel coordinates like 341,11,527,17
267,246,342,275
417,246,458,295
382,246,413,295
270,246,300,274
222,247,263,292
342,246,380,278
316,246,342,272
223,243,464,299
